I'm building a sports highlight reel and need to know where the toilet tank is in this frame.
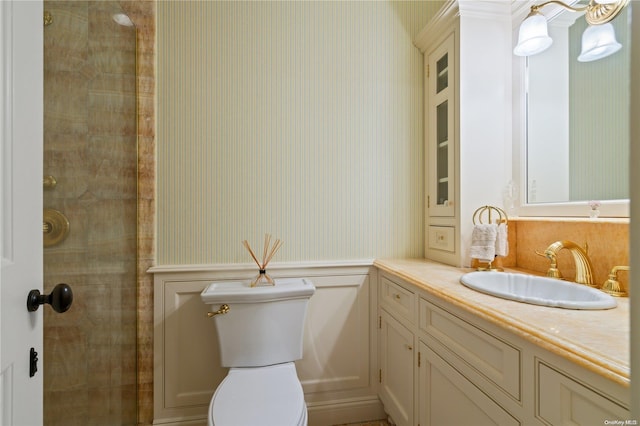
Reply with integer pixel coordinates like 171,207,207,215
201,278,315,367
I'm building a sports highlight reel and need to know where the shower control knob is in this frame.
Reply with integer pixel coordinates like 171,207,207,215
27,283,73,313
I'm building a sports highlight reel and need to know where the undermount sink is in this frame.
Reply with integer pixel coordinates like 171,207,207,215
460,271,617,310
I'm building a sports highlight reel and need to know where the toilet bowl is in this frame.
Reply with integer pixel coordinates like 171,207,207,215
208,363,307,426
201,278,315,426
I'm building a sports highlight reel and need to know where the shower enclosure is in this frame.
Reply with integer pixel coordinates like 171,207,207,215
43,1,137,424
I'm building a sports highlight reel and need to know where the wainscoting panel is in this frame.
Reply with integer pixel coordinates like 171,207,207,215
151,261,384,426
162,280,226,409
299,273,370,393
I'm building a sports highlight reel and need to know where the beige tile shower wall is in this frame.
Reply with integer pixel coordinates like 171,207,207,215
118,1,156,424
156,1,444,265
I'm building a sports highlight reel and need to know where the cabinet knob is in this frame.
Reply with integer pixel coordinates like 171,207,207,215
394,294,401,300
407,344,413,351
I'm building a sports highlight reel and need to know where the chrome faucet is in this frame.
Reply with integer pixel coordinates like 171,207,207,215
536,240,595,287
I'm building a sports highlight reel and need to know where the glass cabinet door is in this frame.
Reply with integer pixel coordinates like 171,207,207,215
428,34,455,217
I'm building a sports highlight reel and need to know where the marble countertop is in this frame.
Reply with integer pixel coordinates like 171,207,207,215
374,258,630,387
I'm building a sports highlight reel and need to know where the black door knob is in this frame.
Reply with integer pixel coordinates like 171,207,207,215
27,283,73,313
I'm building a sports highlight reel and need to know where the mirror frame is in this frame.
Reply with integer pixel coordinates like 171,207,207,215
511,0,630,218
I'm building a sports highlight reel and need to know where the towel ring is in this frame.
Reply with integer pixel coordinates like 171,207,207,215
472,205,508,225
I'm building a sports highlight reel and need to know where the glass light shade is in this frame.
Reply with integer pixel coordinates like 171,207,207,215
578,23,622,62
513,12,553,56
112,13,134,27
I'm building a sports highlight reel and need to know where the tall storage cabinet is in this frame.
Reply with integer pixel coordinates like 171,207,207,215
427,34,456,219
416,1,512,267
424,28,458,265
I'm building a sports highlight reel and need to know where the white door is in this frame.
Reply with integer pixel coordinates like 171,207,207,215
1,1,44,425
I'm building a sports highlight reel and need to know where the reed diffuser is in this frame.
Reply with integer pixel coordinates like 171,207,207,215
242,234,283,287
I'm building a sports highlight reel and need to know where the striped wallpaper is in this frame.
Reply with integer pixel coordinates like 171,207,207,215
569,8,630,201
157,1,444,264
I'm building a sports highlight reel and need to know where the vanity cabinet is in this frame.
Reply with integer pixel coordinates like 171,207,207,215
379,271,519,426
376,269,631,426
378,276,416,426
417,298,520,426
379,310,415,426
536,361,630,424
418,341,519,426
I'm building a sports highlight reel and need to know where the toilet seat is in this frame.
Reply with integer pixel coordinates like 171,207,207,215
209,362,307,426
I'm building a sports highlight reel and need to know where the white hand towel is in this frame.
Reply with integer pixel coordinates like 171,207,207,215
470,224,497,262
495,222,509,257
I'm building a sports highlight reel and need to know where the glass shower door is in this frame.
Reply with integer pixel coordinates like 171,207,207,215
42,2,137,424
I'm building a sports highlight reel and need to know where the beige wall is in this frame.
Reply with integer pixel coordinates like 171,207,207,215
156,1,445,265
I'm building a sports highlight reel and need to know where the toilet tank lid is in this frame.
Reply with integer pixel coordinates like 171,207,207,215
201,278,315,304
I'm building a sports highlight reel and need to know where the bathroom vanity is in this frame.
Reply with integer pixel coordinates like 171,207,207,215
375,258,630,426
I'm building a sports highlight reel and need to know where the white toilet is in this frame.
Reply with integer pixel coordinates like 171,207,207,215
200,277,316,426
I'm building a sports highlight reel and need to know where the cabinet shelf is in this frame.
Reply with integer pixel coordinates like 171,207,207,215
438,141,449,148
438,177,449,184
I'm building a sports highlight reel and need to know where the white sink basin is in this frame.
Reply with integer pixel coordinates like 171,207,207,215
460,271,617,310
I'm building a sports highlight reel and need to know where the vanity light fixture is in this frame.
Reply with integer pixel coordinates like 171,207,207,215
514,0,628,61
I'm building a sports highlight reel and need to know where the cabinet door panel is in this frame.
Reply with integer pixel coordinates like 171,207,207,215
537,362,629,425
379,310,414,426
427,33,456,218
419,299,521,400
419,341,520,426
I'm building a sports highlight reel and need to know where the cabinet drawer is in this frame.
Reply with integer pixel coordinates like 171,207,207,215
419,298,520,400
537,362,629,425
380,276,415,323
427,225,455,252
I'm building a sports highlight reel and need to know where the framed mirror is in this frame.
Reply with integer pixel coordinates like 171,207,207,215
517,2,630,217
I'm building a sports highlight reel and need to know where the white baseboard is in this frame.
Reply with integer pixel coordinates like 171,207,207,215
152,397,385,426
307,396,386,426
152,415,206,426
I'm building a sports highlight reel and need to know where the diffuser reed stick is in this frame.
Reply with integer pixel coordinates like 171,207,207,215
242,234,283,287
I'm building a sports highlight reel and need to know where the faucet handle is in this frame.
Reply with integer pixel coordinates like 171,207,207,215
601,266,629,297
535,249,562,279
545,266,562,279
